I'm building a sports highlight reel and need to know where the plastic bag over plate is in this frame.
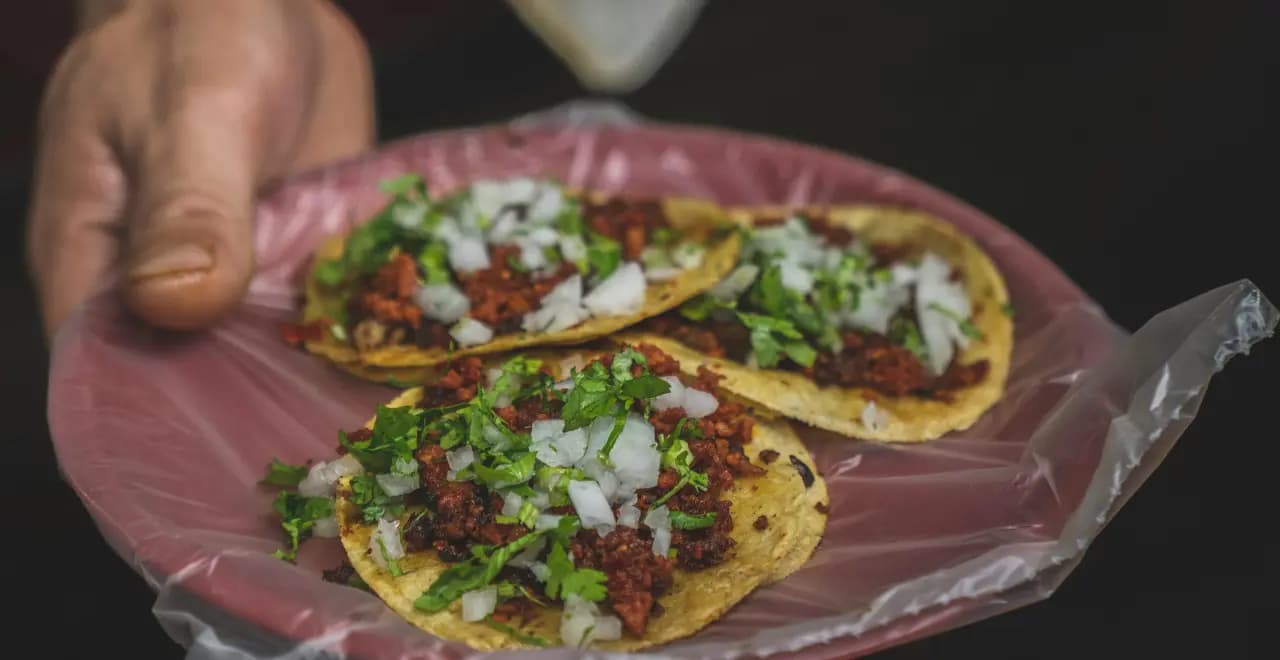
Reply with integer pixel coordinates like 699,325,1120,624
47,101,1277,659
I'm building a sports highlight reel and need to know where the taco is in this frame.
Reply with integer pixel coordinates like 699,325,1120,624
280,344,827,650
295,175,741,375
617,205,1013,442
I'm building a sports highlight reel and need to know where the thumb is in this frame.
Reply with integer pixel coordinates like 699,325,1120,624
122,95,260,331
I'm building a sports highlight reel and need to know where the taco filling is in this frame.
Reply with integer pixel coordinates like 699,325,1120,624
306,176,715,353
644,214,990,402
262,344,825,649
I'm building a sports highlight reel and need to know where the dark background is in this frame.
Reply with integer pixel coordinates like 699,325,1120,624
5,1,1274,657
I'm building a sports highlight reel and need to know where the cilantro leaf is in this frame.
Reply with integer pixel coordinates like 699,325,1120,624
314,259,347,287
586,232,622,280
670,510,716,530
484,617,550,647
473,452,536,489
349,474,405,524
415,531,548,612
609,347,647,382
376,537,405,577
260,458,308,487
545,541,607,602
417,242,450,284
927,303,984,340
889,316,930,362
379,173,428,197
652,430,709,507
678,294,736,322
341,405,421,473
271,492,333,561
560,363,615,431
618,374,670,400
737,312,816,368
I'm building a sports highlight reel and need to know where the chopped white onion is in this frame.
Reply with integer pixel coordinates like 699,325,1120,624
529,561,550,582
861,401,890,432
681,388,719,418
376,473,418,497
413,283,471,324
844,278,910,335
461,586,498,622
558,234,588,265
529,185,564,222
534,514,564,531
501,491,525,517
672,243,705,270
531,419,589,467
431,217,463,244
651,376,686,411
709,263,760,302
617,497,641,528
529,491,551,510
448,236,490,273
518,239,548,270
311,515,339,539
915,252,972,375
446,445,475,480
644,505,670,531
522,301,589,334
582,262,645,316
651,527,671,557
567,480,615,532
578,415,659,503
552,378,573,392
590,616,622,642
487,207,520,243
297,461,334,498
527,226,559,247
369,518,403,571
560,596,597,647
450,318,494,347
778,259,815,295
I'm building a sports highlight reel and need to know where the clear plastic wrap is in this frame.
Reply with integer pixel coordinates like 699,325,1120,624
48,102,1276,659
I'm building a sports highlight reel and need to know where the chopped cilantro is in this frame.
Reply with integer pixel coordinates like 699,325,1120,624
737,312,817,368
376,537,404,577
484,617,549,647
259,458,308,487
652,428,709,507
378,173,428,197
414,531,549,612
545,542,607,602
927,303,985,340
349,475,405,524
417,242,450,284
340,405,421,473
669,510,716,530
889,316,929,363
678,294,736,322
586,232,622,280
271,491,333,562
473,452,536,489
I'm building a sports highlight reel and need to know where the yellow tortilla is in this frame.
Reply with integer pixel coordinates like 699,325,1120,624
335,349,827,651
302,196,741,375
617,205,1013,443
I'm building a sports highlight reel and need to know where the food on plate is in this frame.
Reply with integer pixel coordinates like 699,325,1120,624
266,344,827,650
618,205,1013,442
294,175,740,377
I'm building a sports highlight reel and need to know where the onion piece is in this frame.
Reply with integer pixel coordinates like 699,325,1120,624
297,462,333,498
448,235,490,273
376,473,418,497
518,239,548,270
617,496,641,528
369,518,403,571
311,515,339,539
531,419,588,467
461,586,498,622
413,283,470,323
558,234,588,266
709,263,760,302
681,388,719,418
861,400,890,432
651,376,686,411
534,514,563,531
671,243,705,270
507,535,547,568
651,527,672,557
644,266,682,282
446,446,475,480
501,491,524,517
450,318,494,347
567,480,615,532
582,262,645,316
529,561,551,583
778,259,815,295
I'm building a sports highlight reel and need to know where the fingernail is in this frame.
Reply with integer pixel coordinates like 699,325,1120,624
129,243,214,280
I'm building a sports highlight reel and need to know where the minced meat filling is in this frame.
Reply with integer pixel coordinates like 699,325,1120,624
345,196,673,350
344,344,764,639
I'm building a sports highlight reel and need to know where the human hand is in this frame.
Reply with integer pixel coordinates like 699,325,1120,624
28,0,375,338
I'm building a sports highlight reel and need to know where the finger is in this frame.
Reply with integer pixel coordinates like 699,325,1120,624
27,49,129,338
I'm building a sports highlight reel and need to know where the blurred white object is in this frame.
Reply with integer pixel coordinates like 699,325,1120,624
509,0,707,93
